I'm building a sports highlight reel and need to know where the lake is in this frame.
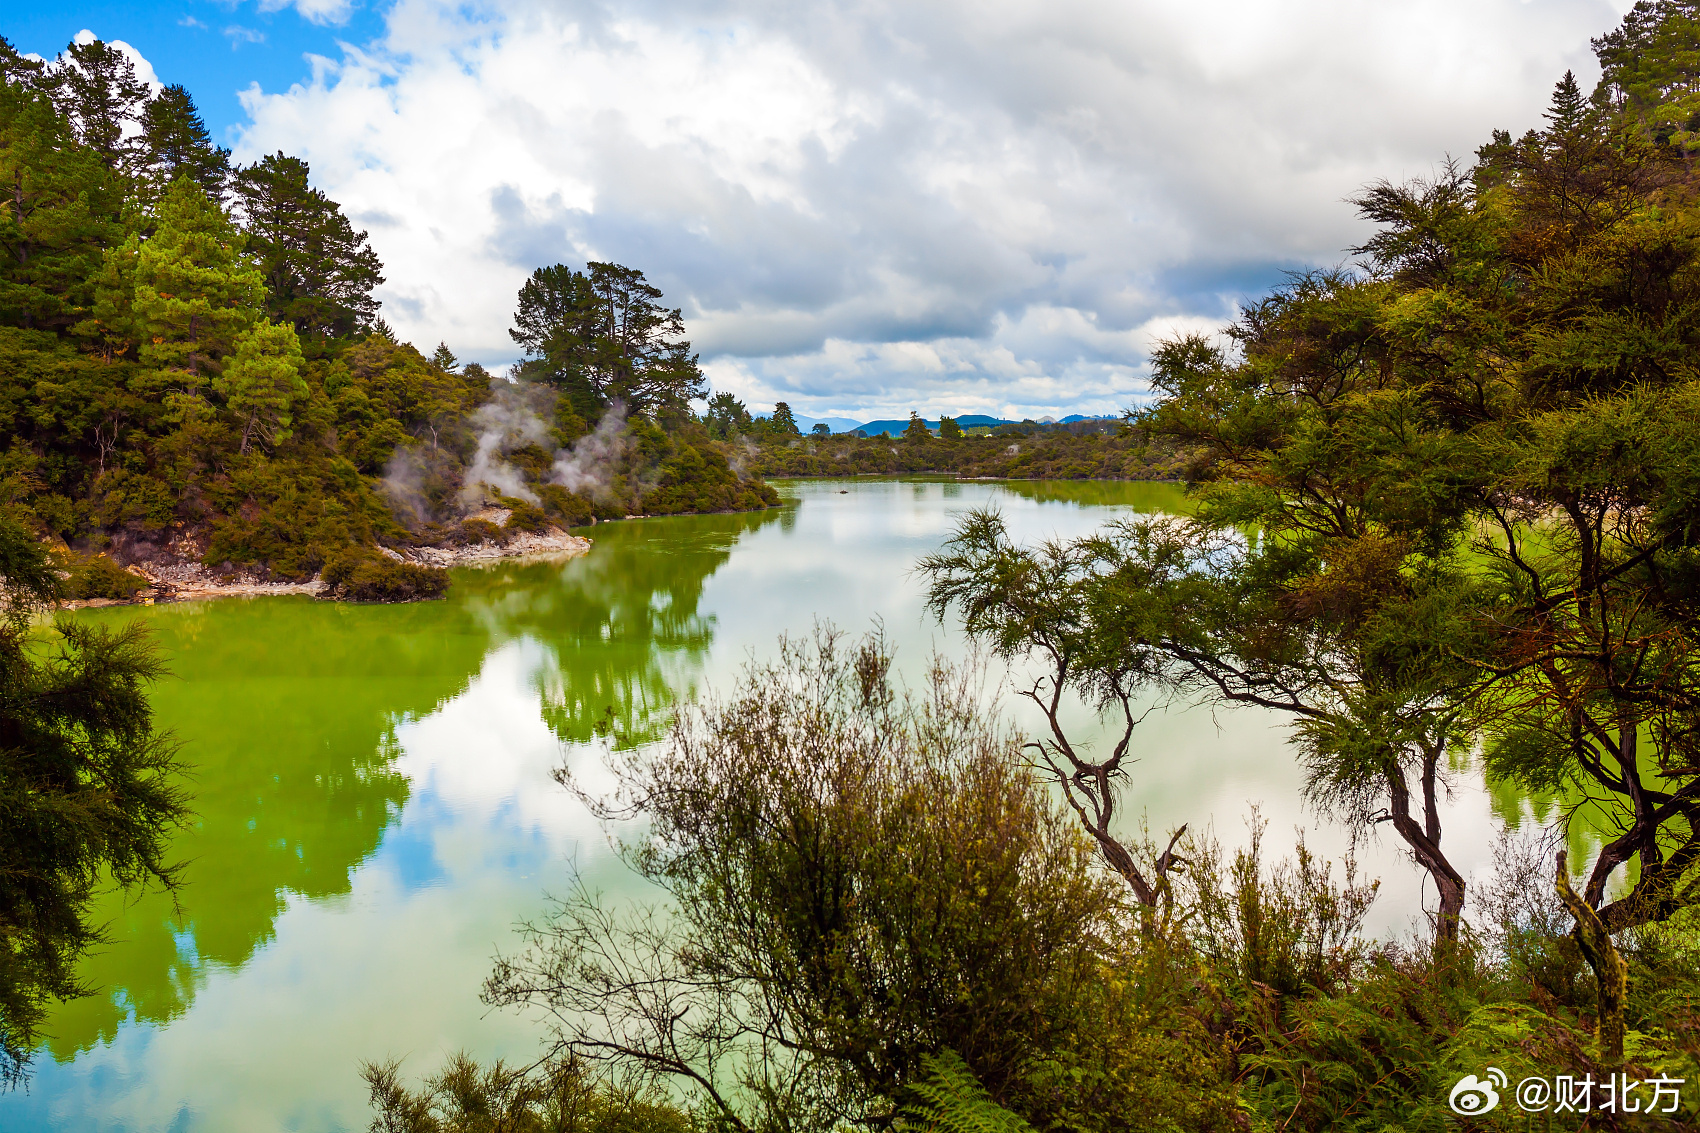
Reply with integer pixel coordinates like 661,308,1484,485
3,478,1518,1132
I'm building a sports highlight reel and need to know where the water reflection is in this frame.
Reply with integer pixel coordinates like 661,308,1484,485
46,598,494,1056
41,508,780,1063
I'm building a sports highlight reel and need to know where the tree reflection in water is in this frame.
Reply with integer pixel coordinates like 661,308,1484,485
41,506,779,1060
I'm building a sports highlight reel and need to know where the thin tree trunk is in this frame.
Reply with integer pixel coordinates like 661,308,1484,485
1557,849,1627,1063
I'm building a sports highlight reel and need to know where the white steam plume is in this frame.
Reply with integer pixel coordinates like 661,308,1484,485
551,404,630,503
458,385,552,509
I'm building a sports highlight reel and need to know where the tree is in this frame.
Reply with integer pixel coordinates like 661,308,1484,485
811,422,830,437
939,415,963,439
0,507,186,1085
1593,0,1700,148
702,391,751,439
230,152,384,344
0,76,124,332
44,38,149,177
214,318,308,453
98,176,264,378
510,262,706,419
903,411,930,440
485,629,1147,1132
138,85,229,205
768,400,799,435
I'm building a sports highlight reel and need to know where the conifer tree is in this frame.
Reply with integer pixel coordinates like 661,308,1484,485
139,85,229,205
214,318,308,453
0,78,123,331
99,177,263,377
46,39,149,177
231,152,383,344
770,401,800,435
510,261,706,418
0,507,185,1085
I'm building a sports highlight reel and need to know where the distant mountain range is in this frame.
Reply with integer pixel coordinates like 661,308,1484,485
781,413,1117,436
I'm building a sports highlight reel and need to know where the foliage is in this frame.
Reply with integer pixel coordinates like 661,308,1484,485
321,546,449,603
892,1051,1034,1133
510,262,706,420
743,426,1186,481
56,550,147,600
0,508,185,1085
363,1051,692,1133
0,38,776,600
484,628,1234,1133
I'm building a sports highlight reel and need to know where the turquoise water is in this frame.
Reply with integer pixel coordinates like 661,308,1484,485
1,478,1508,1131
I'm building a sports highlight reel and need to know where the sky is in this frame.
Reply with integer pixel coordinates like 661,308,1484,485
9,0,1633,421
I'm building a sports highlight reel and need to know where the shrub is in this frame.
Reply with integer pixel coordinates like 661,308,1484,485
320,547,448,602
58,553,148,600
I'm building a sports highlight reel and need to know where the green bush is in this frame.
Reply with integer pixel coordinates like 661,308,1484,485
320,546,448,602
58,552,149,600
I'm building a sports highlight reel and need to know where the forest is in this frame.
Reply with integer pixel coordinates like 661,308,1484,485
0,36,776,603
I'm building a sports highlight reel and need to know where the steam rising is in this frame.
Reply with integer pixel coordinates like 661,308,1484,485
551,404,630,503
459,386,553,508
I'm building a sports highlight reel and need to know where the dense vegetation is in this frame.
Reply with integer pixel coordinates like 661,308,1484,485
374,3,1700,1130
0,512,184,1085
0,38,776,602
741,415,1190,481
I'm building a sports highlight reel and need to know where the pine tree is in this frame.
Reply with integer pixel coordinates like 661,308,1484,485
102,177,264,378
1545,69,1589,133
139,85,229,205
231,152,384,344
770,401,800,435
214,318,307,453
46,38,149,177
0,79,124,331
510,261,706,418
904,411,931,439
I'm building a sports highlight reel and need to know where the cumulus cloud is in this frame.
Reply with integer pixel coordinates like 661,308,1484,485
232,0,1621,419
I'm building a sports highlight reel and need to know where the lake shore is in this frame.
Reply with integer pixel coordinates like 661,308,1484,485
63,526,595,609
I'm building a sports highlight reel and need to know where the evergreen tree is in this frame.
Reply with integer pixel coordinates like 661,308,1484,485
770,400,800,435
939,415,963,438
0,507,186,1085
510,261,706,418
46,39,149,177
904,411,930,439
703,390,752,438
110,177,263,377
0,36,45,90
430,341,458,372
231,152,383,345
139,85,229,205
0,78,124,332
214,318,308,453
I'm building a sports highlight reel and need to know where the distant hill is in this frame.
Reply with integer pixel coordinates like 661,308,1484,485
761,412,1119,436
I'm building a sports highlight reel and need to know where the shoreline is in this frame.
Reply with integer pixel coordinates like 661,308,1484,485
61,527,594,610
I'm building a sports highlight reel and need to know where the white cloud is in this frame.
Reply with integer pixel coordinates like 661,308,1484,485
258,0,360,26
231,0,1620,419
72,29,165,95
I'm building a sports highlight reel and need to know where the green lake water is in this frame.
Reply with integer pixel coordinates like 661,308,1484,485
3,478,1518,1132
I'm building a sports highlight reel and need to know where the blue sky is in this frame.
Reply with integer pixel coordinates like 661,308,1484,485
6,1,385,144
0,1,1632,421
